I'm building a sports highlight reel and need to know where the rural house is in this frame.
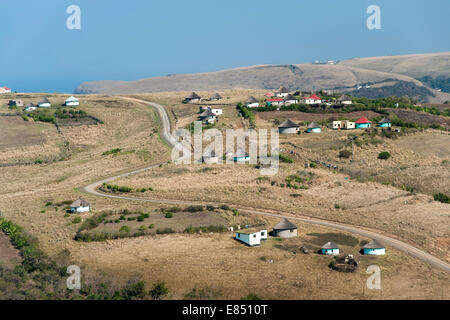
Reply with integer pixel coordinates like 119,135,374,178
265,98,284,107
306,122,321,133
278,119,300,134
332,120,355,130
210,93,222,101
275,86,289,98
283,94,298,106
303,94,322,105
24,103,37,111
235,228,268,246
198,108,217,124
184,92,201,103
377,118,391,128
355,116,372,129
0,86,11,94
38,97,51,108
245,96,259,108
320,242,340,255
65,96,80,106
202,149,219,164
337,94,352,105
332,120,343,130
8,100,23,107
363,239,385,255
70,198,91,213
273,218,297,238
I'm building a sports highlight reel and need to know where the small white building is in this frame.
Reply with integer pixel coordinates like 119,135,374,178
275,86,289,98
24,103,37,111
333,120,355,130
0,86,11,94
65,96,80,106
332,121,343,130
38,97,51,108
211,108,222,116
245,96,259,108
70,198,91,213
202,150,219,164
235,229,268,246
303,94,322,105
337,94,352,105
321,241,339,255
363,239,385,255
283,94,298,106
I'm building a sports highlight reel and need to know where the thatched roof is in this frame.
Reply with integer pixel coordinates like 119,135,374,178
307,122,320,129
199,108,216,118
338,94,351,101
278,119,299,128
363,239,384,249
284,94,296,101
210,93,222,100
273,218,297,230
278,86,289,93
186,92,201,100
322,241,339,249
71,198,90,207
246,96,258,103
39,97,50,104
378,118,391,124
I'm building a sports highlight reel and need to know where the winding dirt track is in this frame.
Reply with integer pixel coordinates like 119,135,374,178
84,97,450,273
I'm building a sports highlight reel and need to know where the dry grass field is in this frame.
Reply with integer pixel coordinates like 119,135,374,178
0,90,448,299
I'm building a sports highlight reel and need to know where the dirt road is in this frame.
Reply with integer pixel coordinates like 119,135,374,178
83,97,450,273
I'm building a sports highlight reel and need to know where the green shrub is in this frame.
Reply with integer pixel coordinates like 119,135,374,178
119,226,130,233
121,280,146,299
185,205,203,212
149,282,168,300
241,293,261,300
72,216,82,224
165,212,173,218
309,162,317,168
339,150,352,159
232,209,239,216
279,154,294,163
156,228,175,234
378,151,391,160
434,193,450,204
149,224,155,229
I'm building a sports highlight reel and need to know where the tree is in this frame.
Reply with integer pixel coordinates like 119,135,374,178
150,281,168,300
339,150,352,159
378,151,391,160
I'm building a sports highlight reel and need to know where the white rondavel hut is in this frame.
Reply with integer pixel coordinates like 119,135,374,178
70,198,91,213
363,239,386,255
65,96,80,106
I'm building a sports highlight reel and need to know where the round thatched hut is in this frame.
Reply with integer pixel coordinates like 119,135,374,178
273,218,297,238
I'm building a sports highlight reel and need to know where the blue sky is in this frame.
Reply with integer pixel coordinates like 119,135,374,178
1,0,449,93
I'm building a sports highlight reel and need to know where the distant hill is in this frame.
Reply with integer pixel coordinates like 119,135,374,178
75,52,450,103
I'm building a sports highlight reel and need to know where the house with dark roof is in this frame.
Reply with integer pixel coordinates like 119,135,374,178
275,86,289,98
198,108,217,124
283,94,298,106
306,122,321,133
184,92,201,103
377,118,391,128
355,116,372,129
363,239,385,255
278,119,300,134
321,241,339,255
245,96,259,108
24,103,37,111
337,94,352,105
70,198,91,213
273,218,297,238
210,93,222,101
38,97,51,108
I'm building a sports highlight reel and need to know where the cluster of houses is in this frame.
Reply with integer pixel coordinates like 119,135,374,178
184,92,224,103
277,116,392,134
245,87,353,108
235,218,386,256
8,96,80,111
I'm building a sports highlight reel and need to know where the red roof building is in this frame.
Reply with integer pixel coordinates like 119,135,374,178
265,92,273,97
307,94,321,101
355,117,372,124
